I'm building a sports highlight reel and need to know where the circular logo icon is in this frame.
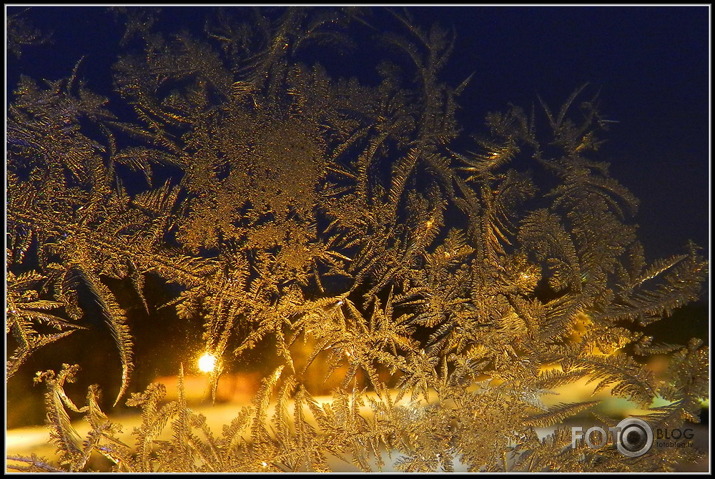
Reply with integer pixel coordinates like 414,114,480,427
616,417,653,457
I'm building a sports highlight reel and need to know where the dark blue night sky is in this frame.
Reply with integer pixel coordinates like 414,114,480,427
8,5,709,264
428,6,709,263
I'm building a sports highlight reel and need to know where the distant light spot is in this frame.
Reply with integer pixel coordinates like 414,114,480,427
198,353,217,373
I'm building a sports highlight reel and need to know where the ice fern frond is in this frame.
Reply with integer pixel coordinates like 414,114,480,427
595,246,707,325
580,353,657,407
7,270,85,378
70,266,134,407
525,400,600,428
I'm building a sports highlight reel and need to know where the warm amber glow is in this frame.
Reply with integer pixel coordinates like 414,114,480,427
198,353,218,373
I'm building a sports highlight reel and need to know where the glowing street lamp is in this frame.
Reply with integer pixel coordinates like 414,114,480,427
198,353,218,373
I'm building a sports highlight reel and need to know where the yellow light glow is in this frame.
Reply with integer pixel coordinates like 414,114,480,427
198,353,217,373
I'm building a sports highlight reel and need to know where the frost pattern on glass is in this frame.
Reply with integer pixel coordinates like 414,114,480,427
7,7,708,472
